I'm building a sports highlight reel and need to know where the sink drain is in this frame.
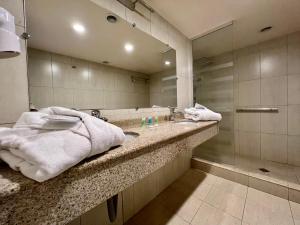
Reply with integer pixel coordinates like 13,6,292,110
259,168,270,173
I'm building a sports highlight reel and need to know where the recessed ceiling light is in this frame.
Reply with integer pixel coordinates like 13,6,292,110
72,23,85,34
124,43,134,53
165,61,171,66
260,26,272,33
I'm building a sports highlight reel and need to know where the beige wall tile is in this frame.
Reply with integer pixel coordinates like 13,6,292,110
288,74,300,104
261,133,287,163
132,172,159,214
239,131,261,158
290,188,300,205
28,57,52,87
288,136,300,166
29,87,53,108
53,88,74,108
260,45,287,78
288,32,300,75
238,80,260,106
122,185,135,222
261,106,287,134
261,76,287,105
236,53,260,82
81,194,123,225
238,113,260,132
28,49,150,110
288,105,300,135
52,61,75,89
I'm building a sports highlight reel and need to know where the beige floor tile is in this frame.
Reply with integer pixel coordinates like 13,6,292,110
124,198,173,225
175,195,202,223
214,177,248,198
191,202,242,225
204,186,246,219
171,170,214,201
164,215,190,225
243,188,294,225
290,201,300,225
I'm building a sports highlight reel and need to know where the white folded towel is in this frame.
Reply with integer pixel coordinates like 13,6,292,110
0,107,125,182
184,103,222,121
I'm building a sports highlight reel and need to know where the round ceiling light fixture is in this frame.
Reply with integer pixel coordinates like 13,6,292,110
165,61,171,66
107,14,118,23
124,43,134,53
72,23,85,34
260,26,272,33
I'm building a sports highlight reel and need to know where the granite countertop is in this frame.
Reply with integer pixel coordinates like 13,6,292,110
0,120,217,198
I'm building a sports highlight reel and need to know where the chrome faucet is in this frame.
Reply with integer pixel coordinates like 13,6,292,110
91,109,108,122
168,107,183,121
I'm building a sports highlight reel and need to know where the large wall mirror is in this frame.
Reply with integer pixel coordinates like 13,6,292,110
26,0,176,110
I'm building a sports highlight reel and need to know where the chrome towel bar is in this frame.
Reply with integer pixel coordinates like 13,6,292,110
236,108,279,113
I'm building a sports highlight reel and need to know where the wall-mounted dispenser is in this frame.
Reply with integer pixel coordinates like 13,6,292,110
0,7,21,59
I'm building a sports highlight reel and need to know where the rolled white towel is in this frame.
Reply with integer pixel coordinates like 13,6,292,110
184,104,222,121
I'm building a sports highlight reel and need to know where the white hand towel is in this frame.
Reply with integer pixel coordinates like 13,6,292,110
0,107,125,182
184,104,222,121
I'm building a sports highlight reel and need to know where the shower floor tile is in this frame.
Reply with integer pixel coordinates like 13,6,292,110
125,169,300,225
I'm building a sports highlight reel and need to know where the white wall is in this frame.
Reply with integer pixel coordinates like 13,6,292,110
0,0,29,126
90,0,193,110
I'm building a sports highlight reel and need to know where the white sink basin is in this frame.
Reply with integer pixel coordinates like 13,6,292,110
124,131,140,141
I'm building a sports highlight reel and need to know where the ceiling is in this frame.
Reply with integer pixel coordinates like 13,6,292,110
26,0,175,75
145,0,300,50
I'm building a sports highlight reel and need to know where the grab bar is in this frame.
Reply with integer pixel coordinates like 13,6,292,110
236,108,279,113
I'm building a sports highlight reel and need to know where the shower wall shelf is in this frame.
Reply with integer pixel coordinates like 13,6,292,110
195,61,234,74
236,108,279,113
131,76,149,83
161,75,177,82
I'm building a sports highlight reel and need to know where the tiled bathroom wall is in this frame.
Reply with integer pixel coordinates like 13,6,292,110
28,48,150,110
150,68,177,107
0,0,29,126
235,31,300,166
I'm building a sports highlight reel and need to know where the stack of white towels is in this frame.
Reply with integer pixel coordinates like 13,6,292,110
0,107,125,182
184,103,222,121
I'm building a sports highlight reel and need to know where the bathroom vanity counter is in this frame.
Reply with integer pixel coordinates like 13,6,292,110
0,120,218,225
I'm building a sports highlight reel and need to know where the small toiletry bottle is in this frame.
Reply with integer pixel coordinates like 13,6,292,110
155,116,159,126
141,117,146,127
148,116,153,126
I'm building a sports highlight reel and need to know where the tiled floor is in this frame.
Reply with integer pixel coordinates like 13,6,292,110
125,169,300,225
